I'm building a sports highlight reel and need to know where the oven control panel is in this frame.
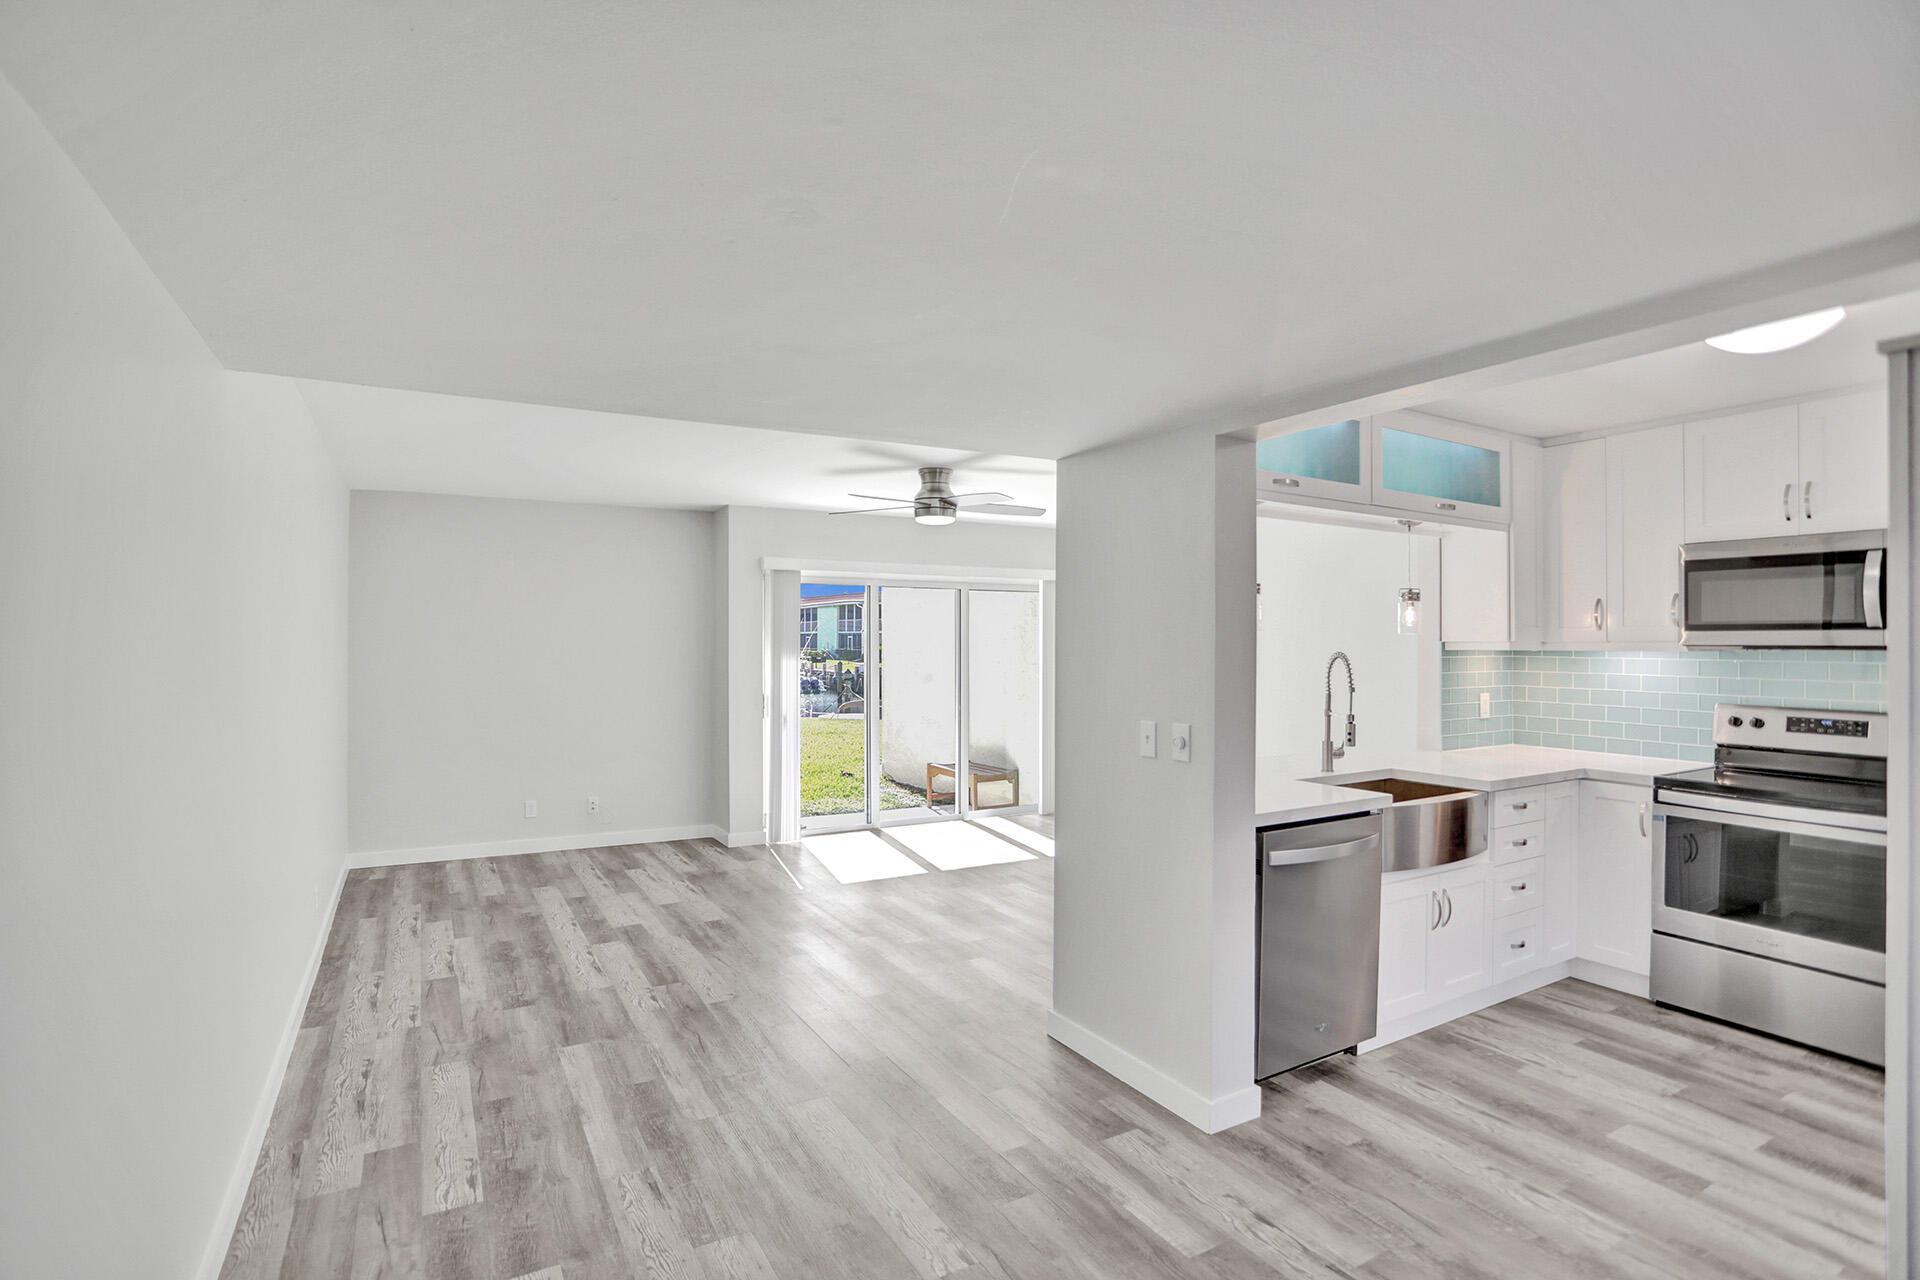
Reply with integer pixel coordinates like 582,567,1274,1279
1712,703,1887,755
1786,715,1870,738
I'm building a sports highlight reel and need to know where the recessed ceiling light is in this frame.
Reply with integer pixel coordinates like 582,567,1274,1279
1705,306,1846,355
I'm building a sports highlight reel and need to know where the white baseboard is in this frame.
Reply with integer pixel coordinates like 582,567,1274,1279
348,823,728,868
1568,957,1651,998
724,829,767,849
1361,963,1571,1053
197,857,349,1280
1046,1009,1262,1133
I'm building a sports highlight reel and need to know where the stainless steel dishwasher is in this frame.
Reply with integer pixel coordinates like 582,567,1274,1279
1257,810,1384,1079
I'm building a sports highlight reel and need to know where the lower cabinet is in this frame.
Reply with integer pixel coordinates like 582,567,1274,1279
1377,858,1492,1024
1373,780,1589,1037
1576,780,1654,977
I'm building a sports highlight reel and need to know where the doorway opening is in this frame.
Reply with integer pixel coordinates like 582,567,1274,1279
796,579,1041,836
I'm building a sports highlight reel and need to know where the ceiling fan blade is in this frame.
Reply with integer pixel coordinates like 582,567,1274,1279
968,503,1047,518
830,503,919,516
949,491,1015,506
847,492,916,504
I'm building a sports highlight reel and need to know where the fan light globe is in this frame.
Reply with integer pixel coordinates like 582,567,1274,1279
1704,307,1845,355
915,512,956,526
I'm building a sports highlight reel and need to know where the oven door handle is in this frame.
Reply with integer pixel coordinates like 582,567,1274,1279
1865,548,1885,630
1653,799,1887,847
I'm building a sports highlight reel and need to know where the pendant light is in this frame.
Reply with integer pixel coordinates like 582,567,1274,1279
1395,519,1422,635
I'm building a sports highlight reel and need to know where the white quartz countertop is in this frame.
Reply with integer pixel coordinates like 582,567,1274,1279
1253,745,1697,829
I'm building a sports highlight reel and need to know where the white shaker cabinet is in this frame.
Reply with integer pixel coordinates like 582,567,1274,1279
1798,389,1888,534
1683,394,1885,543
1428,874,1490,998
1542,438,1609,642
1576,781,1653,977
1682,405,1799,542
1376,857,1492,1024
1604,425,1685,644
1376,890,1434,1024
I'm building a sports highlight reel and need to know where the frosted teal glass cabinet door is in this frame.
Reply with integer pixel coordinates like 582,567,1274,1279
1255,418,1371,502
1375,420,1508,521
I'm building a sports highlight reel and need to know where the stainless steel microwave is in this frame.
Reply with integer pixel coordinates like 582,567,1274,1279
1680,530,1886,649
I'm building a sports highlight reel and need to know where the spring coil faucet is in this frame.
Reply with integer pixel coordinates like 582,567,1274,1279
1323,651,1357,772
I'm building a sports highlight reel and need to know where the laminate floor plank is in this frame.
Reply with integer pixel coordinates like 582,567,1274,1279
223,822,1885,1279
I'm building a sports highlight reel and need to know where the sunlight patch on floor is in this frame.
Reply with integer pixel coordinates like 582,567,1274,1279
888,822,1036,871
800,831,928,884
972,815,1054,857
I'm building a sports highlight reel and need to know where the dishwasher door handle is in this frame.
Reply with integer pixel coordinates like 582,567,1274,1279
1266,834,1381,867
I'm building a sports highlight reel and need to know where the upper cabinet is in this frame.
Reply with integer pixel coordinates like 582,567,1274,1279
1256,411,1510,526
1541,425,1684,645
1797,389,1887,535
1683,391,1885,542
1254,417,1371,504
1373,411,1510,524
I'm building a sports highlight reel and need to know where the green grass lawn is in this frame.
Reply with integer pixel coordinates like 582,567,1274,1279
800,717,925,816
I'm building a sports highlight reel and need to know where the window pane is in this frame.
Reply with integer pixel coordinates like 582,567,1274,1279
1255,419,1362,485
967,591,1041,811
1380,427,1501,506
876,586,958,816
799,584,866,820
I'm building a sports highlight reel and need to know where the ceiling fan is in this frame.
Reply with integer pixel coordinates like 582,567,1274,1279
831,466,1047,525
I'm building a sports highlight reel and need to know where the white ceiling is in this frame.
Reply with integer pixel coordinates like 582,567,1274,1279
1420,289,1920,438
4,4,1918,458
297,377,1056,522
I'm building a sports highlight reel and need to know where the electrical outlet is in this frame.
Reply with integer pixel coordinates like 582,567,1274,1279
588,795,600,814
1479,691,1492,719
524,799,538,819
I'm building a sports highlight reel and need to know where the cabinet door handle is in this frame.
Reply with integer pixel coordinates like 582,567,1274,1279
1591,598,1605,632
1271,475,1300,488
1783,482,1793,521
1435,500,1458,512
1432,890,1441,930
1441,889,1453,927
1639,802,1649,839
1803,480,1813,520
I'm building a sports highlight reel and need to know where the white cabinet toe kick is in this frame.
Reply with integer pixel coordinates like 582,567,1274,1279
1362,777,1652,1051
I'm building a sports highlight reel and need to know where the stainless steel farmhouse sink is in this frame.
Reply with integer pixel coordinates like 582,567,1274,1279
1333,776,1488,873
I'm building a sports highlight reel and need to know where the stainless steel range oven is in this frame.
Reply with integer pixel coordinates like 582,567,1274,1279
1651,704,1887,1065
1679,530,1886,649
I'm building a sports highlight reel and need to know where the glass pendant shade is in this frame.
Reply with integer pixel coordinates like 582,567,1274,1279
1396,587,1422,635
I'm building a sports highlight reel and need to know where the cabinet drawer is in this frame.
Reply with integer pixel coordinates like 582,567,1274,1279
1494,909,1545,980
1490,821,1544,864
1491,786,1547,828
1492,856,1546,917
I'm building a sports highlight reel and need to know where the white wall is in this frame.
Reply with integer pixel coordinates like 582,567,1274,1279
716,506,1054,843
1051,428,1258,1131
0,76,348,1280
349,492,718,856
1255,515,1440,761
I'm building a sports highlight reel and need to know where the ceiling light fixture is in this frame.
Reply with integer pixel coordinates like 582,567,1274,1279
1704,306,1846,355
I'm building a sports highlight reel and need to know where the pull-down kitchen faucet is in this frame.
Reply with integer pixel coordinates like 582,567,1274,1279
1322,651,1357,772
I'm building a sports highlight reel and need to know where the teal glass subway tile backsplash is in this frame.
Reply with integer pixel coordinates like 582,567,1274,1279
1440,649,1888,759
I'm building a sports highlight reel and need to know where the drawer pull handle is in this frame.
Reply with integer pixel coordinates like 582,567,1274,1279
1511,838,1528,848
1510,940,1527,950
1271,475,1300,488
1511,802,1528,812
1510,881,1527,892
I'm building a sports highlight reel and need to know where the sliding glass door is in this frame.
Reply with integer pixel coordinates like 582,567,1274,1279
797,578,1039,834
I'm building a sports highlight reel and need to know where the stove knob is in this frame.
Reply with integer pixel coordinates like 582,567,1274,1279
1750,717,1766,730
1727,715,1744,727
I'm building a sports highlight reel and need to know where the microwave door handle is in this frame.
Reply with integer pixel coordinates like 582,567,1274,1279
1865,549,1885,629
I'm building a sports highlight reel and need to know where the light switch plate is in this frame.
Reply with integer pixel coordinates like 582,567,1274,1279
1138,720,1157,758
1171,722,1192,763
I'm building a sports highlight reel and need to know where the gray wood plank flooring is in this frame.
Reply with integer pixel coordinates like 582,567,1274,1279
221,821,1884,1278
